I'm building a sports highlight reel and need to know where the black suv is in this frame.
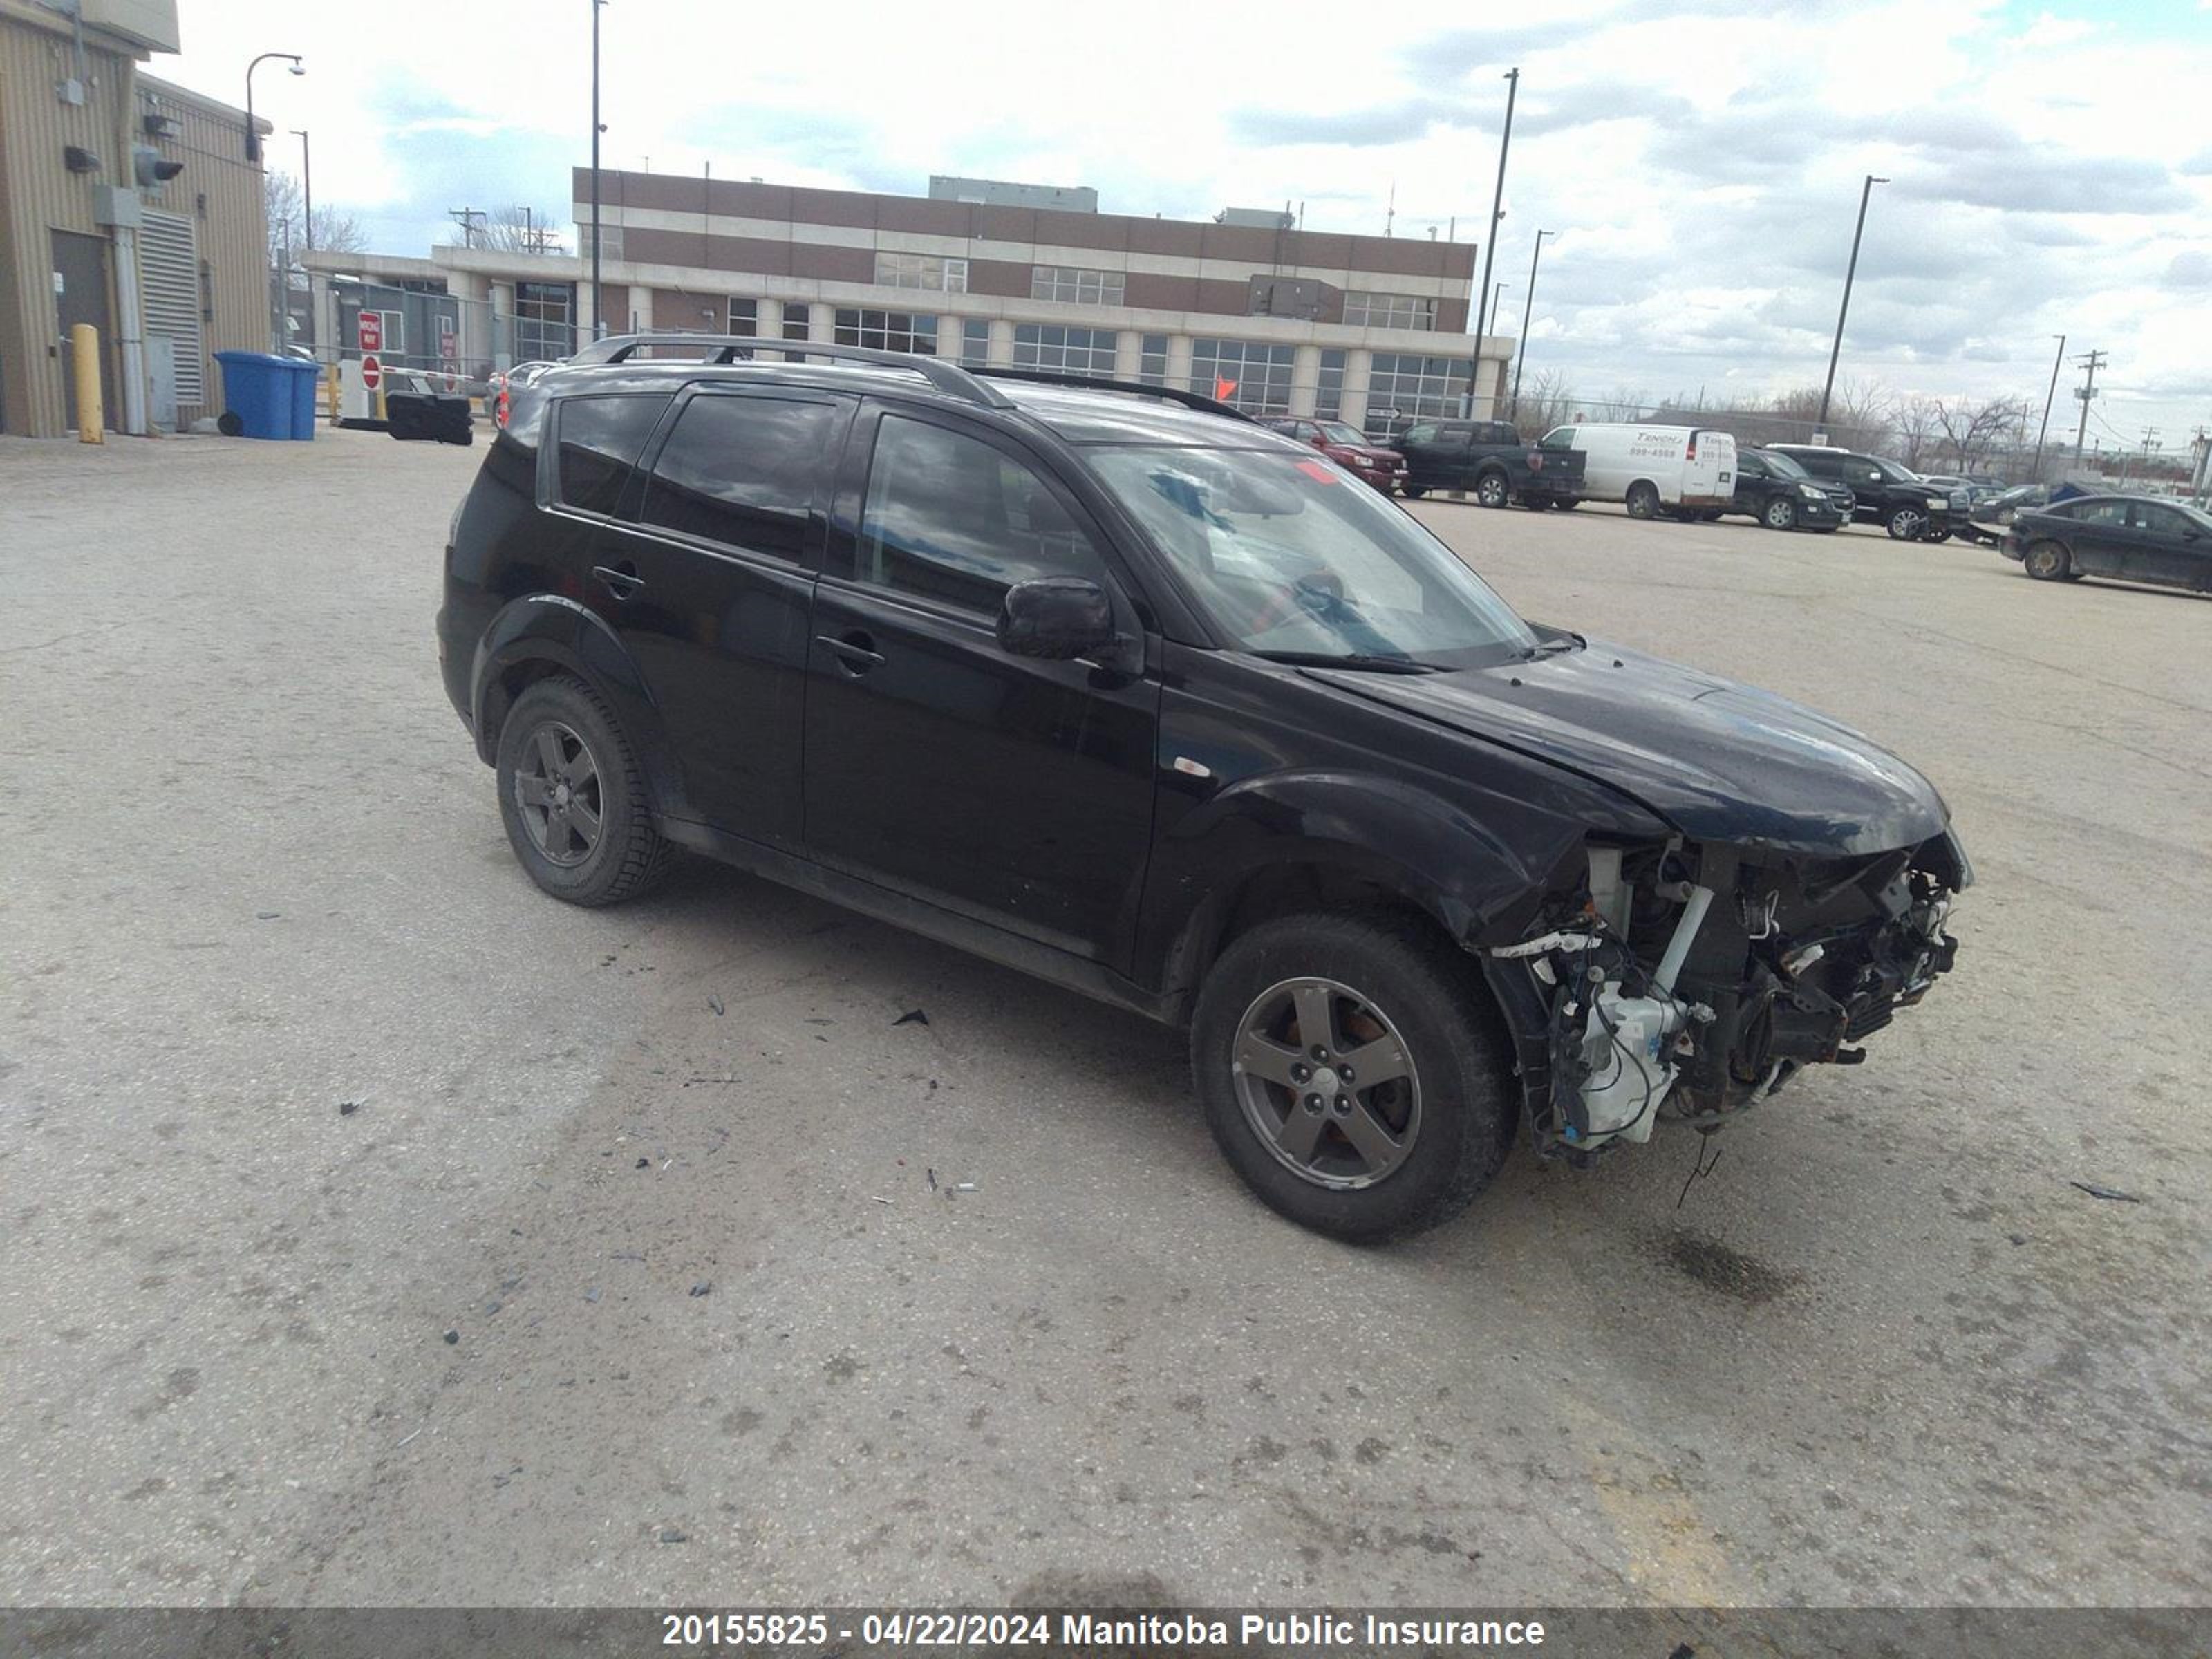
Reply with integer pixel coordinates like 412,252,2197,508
439,337,1967,1241
1724,448,1853,532
1766,444,1960,541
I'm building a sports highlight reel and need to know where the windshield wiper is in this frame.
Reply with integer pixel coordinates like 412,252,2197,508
1250,649,1446,675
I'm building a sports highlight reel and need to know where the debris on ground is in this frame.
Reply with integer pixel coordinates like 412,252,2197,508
927,1168,938,1192
2007,1233,2029,1247
688,1282,711,1297
635,1157,650,1169
442,1329,458,1345
658,1528,687,1544
706,995,724,1016
893,1008,929,1027
338,1100,362,1116
953,1181,978,1194
255,911,281,920
870,1196,894,1206
585,1287,601,1304
2070,1181,2143,1203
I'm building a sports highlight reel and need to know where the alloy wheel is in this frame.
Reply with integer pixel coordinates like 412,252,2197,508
1231,977,1423,1190
512,720,604,868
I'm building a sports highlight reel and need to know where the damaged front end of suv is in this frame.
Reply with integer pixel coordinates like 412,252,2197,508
1483,830,1968,1158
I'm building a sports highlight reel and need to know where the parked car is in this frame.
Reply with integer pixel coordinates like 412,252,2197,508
1396,419,1587,509
439,334,1967,1241
2003,494,2212,591
1724,447,1853,532
1956,482,2046,546
1259,417,1407,492
1768,444,1962,541
1539,423,1737,519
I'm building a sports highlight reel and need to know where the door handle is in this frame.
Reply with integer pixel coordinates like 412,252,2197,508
815,632,885,673
592,563,645,599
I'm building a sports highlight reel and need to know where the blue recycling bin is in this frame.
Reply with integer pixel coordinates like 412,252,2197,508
214,351,319,440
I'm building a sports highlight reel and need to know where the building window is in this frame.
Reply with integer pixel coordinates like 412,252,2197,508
1031,265,1126,308
834,308,936,355
1344,291,1438,331
585,225,624,262
962,319,991,366
782,303,811,342
1138,333,1168,386
875,252,968,292
1188,338,1297,415
1364,353,1475,440
729,297,758,337
1315,348,1345,420
513,281,574,362
1011,324,1117,378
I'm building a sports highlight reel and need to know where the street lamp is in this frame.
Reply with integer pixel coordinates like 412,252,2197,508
1816,173,1887,437
1510,229,1553,416
590,0,609,340
244,53,303,163
1463,66,1520,416
2031,333,2065,482
1492,282,1511,332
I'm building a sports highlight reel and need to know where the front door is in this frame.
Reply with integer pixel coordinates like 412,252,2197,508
51,230,115,432
583,384,855,845
1403,423,1470,491
800,406,1160,967
2127,503,2210,590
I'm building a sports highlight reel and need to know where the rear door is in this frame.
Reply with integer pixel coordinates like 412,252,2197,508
581,384,855,843
1683,430,1735,506
800,405,1161,966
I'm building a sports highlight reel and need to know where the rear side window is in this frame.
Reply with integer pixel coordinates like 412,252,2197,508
852,415,1108,614
554,395,671,516
639,394,839,561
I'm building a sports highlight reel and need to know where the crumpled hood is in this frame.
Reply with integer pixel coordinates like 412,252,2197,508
1310,641,1949,856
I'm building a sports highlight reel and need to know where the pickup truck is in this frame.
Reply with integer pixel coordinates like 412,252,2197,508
1396,419,1587,510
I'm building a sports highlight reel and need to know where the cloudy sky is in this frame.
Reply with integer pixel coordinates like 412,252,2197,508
155,0,2212,450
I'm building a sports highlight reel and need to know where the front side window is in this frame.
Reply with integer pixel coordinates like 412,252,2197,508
554,394,673,516
835,308,935,355
1085,444,1536,665
639,395,838,559
854,415,1108,614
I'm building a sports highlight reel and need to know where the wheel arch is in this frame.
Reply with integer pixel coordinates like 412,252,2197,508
471,594,693,821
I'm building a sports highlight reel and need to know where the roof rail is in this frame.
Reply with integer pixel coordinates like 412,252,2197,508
565,333,1014,409
969,366,1256,424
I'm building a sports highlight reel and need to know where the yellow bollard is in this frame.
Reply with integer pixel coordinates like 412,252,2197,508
71,324,104,444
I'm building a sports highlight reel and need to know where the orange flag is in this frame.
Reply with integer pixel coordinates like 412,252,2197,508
1215,378,1238,400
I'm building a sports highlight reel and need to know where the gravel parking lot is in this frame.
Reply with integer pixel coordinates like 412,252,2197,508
3,429,2207,1611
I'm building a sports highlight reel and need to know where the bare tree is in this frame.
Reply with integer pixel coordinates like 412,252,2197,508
450,207,567,254
263,170,365,262
1765,379,1892,453
1889,397,1945,469
1932,395,2030,474
1510,368,1580,440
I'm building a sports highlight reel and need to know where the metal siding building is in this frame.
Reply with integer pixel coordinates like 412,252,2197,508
0,0,265,438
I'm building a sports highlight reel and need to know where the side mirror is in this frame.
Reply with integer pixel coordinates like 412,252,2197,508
997,577,1116,662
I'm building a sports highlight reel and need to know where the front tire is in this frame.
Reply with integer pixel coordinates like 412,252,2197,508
1763,496,1798,531
2023,539,2072,581
495,675,675,906
1191,912,1513,1242
1400,484,1427,500
1886,505,1927,540
1474,471,1510,509
1626,482,1660,520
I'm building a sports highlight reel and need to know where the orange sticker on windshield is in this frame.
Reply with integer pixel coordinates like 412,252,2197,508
1295,460,1340,483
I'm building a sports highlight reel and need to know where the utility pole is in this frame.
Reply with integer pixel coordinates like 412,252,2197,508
1463,66,1519,418
2072,349,2106,464
2030,333,2064,481
448,207,486,248
590,0,608,339
1510,229,1553,418
1817,174,1887,437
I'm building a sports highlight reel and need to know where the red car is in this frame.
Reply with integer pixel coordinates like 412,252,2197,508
1262,417,1408,493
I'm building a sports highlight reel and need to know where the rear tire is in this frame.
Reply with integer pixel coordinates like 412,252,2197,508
2023,539,2072,581
1626,482,1660,520
495,675,675,906
1474,471,1510,509
1190,911,1514,1242
1762,496,1798,531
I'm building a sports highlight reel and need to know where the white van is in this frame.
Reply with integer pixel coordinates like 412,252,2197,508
1541,423,1738,519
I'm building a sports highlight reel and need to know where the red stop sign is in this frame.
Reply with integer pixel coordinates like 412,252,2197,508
361,354,382,391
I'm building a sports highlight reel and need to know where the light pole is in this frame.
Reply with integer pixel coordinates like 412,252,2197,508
1492,281,1511,338
290,129,312,247
1510,229,1553,416
2030,332,2065,482
1816,173,1886,437
243,53,303,163
1463,66,1519,416
590,0,608,340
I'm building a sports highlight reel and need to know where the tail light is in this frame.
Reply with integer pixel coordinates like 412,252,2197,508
1685,433,1698,461
1527,449,1544,473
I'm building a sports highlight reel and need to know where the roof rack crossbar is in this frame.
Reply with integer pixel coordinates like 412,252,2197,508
566,333,1014,409
967,366,1256,423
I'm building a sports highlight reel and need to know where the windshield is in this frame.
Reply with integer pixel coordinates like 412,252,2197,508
1759,450,1812,482
1085,444,1538,665
1315,422,1370,447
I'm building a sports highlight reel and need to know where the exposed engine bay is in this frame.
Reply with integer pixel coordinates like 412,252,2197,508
1483,834,1967,1157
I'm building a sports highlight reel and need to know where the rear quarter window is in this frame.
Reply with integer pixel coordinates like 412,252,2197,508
554,395,674,516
